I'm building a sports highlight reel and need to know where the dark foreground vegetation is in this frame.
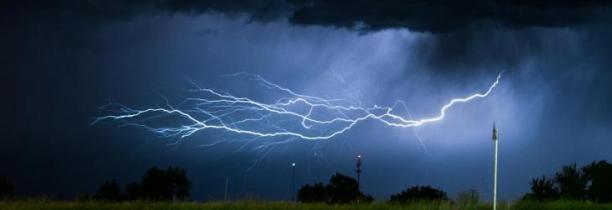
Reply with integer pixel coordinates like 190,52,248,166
297,173,373,203
3,200,612,210
297,173,452,204
93,166,191,201
1,160,612,210
524,160,612,202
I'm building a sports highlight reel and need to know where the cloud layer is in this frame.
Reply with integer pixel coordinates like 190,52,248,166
6,0,612,32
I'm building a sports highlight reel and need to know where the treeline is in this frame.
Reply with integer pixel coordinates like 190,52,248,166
0,168,484,204
0,166,191,201
93,166,191,201
524,160,612,202
297,172,460,204
2,160,611,203
297,173,373,204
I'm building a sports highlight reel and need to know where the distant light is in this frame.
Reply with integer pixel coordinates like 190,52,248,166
291,162,296,167
357,154,362,159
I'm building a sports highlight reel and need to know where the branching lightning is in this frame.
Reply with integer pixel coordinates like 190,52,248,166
94,73,501,142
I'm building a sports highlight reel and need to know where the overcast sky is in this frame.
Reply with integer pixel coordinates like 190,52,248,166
2,0,612,201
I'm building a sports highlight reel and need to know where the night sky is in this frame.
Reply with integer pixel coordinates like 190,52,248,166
2,0,612,201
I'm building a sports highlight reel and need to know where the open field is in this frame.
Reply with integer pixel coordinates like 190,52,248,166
2,200,612,210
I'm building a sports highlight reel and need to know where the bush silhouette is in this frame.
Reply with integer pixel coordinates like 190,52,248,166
165,167,191,200
525,160,612,202
390,186,448,203
326,173,362,204
297,173,372,204
140,166,191,201
583,161,612,202
555,163,587,200
525,176,559,201
141,167,172,200
298,182,326,202
0,176,15,198
92,166,191,201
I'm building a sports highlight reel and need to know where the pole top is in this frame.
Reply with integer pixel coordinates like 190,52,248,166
492,122,498,141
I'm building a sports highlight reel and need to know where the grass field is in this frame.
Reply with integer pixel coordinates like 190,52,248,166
2,200,612,210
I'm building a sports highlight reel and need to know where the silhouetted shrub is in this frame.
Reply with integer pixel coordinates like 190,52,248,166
524,176,559,201
140,166,191,201
326,173,362,204
297,173,372,204
165,167,191,200
0,176,15,198
298,182,326,202
91,166,191,201
555,163,587,200
390,185,448,203
524,160,612,202
583,160,612,202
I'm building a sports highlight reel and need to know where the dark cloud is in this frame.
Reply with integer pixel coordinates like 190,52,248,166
4,0,612,33
1,0,290,53
289,0,612,32
1,0,289,25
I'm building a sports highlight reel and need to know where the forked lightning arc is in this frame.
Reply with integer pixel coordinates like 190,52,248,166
94,73,502,141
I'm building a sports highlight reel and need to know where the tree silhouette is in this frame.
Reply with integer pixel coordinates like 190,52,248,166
166,167,191,200
94,166,191,201
95,181,122,201
555,163,587,200
326,173,362,204
125,182,143,201
297,173,372,204
0,176,15,198
526,176,559,201
140,166,191,201
390,186,448,203
141,167,172,200
297,182,326,203
582,160,612,202
524,160,612,202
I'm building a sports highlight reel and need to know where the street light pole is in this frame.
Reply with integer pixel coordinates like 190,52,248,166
356,154,362,190
492,123,499,210
291,162,296,202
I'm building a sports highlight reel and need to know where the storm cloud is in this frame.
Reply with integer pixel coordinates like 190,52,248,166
2,0,612,202
289,0,612,32
6,0,612,32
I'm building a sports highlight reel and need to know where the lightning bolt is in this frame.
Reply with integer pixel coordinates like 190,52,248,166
93,73,501,141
